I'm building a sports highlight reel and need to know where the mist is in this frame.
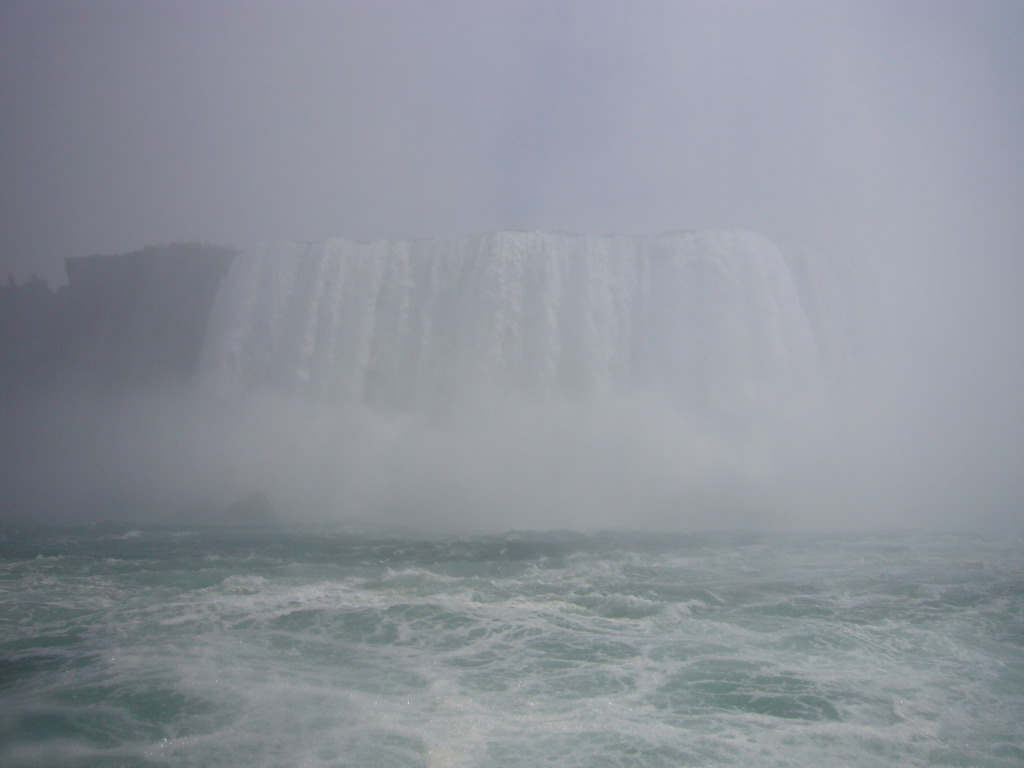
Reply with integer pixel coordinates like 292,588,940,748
1,1,1022,534
0,227,1013,536
0,373,864,532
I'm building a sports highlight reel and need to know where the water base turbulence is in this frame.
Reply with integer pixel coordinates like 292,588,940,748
2,525,1021,767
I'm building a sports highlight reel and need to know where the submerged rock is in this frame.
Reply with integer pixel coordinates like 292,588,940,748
214,492,278,527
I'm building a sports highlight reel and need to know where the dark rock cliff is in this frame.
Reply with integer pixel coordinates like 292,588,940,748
1,243,237,397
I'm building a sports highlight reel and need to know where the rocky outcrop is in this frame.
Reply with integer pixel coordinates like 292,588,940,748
0,243,237,397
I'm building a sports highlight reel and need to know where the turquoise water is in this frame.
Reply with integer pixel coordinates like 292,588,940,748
1,526,1022,767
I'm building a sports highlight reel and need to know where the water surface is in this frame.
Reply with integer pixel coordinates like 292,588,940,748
1,526,1021,767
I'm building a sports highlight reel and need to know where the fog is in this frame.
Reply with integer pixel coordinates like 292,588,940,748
0,375,881,533
0,1,1022,533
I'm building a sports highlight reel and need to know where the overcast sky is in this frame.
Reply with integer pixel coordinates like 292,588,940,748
1,0,1021,287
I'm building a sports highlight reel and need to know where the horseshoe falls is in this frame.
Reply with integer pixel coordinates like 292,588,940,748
2,231,1021,767
181,230,870,530
198,230,848,416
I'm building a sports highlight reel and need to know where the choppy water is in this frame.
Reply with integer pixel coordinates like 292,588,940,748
1,525,1022,767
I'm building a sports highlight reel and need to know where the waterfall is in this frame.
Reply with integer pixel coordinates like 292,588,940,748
198,230,856,438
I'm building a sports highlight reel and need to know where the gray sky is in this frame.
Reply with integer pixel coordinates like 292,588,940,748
2,0,1021,287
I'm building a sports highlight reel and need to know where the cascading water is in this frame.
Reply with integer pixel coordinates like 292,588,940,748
178,230,874,528
0,229,874,528
198,230,859,431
